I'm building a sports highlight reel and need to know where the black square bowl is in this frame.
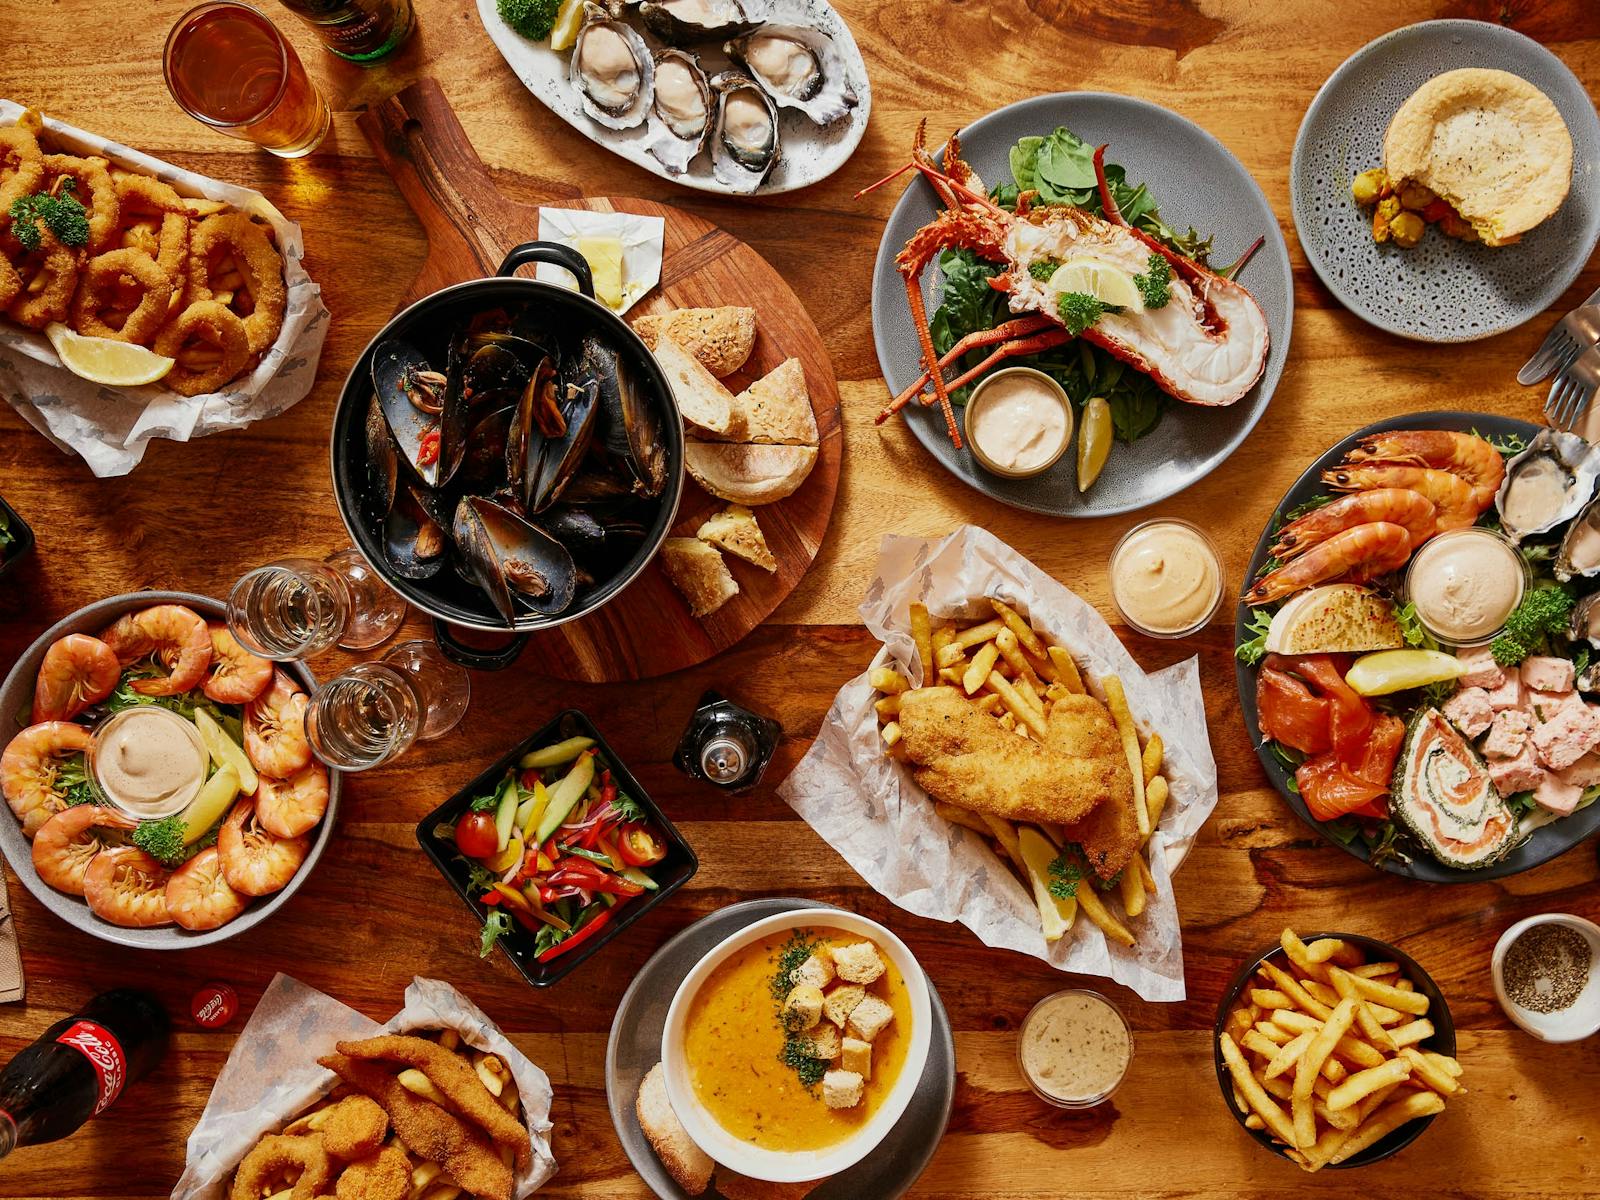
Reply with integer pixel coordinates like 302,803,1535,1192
0,493,34,580
417,709,698,987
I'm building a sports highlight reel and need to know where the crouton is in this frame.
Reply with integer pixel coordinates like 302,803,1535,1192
841,1036,872,1080
801,1023,841,1061
821,1069,864,1110
845,994,895,1043
830,942,885,985
822,984,865,1029
636,1062,713,1195
782,984,824,1031
791,953,834,991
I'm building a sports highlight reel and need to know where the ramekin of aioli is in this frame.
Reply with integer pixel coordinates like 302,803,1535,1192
90,706,209,821
964,367,1074,479
1403,527,1528,646
1109,519,1225,638
1018,989,1133,1109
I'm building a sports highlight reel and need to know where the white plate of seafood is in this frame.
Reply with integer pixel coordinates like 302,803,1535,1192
477,0,871,196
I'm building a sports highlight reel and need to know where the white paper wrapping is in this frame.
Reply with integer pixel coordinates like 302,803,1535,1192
0,100,330,478
778,525,1219,1001
534,207,664,316
173,974,557,1200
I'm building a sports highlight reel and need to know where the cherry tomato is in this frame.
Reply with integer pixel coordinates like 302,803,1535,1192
618,823,666,867
455,811,500,858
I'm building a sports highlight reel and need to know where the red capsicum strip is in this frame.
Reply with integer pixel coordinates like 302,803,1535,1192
536,904,620,962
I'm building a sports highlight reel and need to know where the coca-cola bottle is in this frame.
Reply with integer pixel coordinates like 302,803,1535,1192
0,989,170,1157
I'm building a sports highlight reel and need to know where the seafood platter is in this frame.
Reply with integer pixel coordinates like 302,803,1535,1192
869,92,1293,517
1237,414,1600,882
0,592,338,948
478,0,871,196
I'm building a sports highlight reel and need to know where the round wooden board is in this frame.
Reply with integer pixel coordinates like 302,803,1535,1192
516,197,843,682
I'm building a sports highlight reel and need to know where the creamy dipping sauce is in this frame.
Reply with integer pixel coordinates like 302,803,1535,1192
1018,990,1131,1106
1110,520,1222,636
1406,528,1524,644
967,370,1071,475
91,707,208,819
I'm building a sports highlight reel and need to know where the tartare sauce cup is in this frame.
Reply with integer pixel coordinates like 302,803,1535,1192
1016,989,1133,1110
1108,518,1226,639
963,367,1074,480
1402,526,1529,648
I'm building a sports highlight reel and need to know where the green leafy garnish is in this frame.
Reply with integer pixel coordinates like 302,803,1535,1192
609,789,645,823
480,910,513,958
8,179,89,252
469,791,501,812
131,815,187,867
1504,792,1538,819
1276,493,1336,528
1046,854,1082,900
496,0,559,39
1322,818,1360,847
769,930,822,1001
779,1038,829,1089
1395,601,1438,652
54,754,97,807
1133,253,1171,309
1235,608,1274,666
1058,291,1120,336
1028,259,1059,282
1490,587,1575,666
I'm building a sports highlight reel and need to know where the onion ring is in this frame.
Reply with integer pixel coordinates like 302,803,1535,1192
188,212,285,355
154,300,251,396
111,174,189,291
0,121,44,220
40,154,118,253
0,256,20,310
70,248,175,345
6,230,78,329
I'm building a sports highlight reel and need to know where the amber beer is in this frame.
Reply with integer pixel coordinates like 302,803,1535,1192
163,2,331,158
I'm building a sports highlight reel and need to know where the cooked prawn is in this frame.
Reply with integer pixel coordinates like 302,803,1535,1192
1320,464,1481,532
99,604,213,697
31,634,121,723
218,798,309,896
1,722,94,837
83,846,173,928
1270,488,1437,561
165,846,249,931
203,622,273,704
245,670,312,779
31,805,136,895
1245,521,1413,606
256,761,329,839
1344,430,1506,509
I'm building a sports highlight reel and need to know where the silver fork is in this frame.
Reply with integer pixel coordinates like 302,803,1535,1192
1519,288,1600,385
1546,345,1600,432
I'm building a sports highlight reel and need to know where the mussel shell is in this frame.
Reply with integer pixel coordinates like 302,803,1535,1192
637,0,758,44
1495,428,1600,545
461,405,514,492
570,4,655,131
709,71,779,193
365,393,398,514
646,49,713,176
537,504,648,562
724,25,857,126
385,485,447,580
453,496,578,621
464,343,532,403
584,333,668,498
530,377,601,513
372,337,467,488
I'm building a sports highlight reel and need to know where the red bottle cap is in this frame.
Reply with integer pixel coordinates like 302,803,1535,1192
190,983,238,1029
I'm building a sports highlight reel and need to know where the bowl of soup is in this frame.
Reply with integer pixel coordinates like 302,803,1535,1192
661,910,932,1182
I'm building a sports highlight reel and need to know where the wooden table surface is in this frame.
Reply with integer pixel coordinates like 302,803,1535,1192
4,1,1600,1196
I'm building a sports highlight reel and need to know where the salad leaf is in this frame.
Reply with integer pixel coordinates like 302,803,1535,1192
1235,608,1274,666
479,910,512,958
1008,135,1043,196
1395,601,1439,652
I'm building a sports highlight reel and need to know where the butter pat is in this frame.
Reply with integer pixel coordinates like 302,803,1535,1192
579,235,625,310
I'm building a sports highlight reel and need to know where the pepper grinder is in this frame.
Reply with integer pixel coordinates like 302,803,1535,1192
674,691,782,792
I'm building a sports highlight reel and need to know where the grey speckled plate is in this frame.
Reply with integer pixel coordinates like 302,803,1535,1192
1291,20,1600,343
0,592,339,949
871,92,1293,518
605,898,955,1200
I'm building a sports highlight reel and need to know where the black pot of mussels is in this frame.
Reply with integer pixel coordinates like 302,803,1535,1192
329,242,685,670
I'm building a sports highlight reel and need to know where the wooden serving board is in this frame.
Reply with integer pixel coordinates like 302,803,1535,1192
357,81,843,683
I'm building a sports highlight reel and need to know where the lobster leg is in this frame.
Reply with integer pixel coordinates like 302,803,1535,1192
916,328,1074,403
875,315,1055,423
902,274,963,447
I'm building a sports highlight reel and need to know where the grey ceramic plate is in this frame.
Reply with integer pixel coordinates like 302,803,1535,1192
1233,412,1600,882
0,591,339,949
870,92,1293,517
1291,19,1600,343
605,897,955,1200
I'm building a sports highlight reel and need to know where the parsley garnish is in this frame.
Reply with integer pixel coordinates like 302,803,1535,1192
779,1038,829,1089
8,179,90,252
1047,854,1083,900
1028,259,1059,282
1133,253,1171,309
1058,291,1121,335
769,931,822,1001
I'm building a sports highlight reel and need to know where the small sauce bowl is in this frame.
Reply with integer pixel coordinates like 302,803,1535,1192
1402,526,1529,648
1491,913,1600,1043
963,367,1074,480
1016,989,1133,1109
1108,519,1226,639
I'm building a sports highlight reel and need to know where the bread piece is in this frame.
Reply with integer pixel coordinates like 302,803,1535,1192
782,984,824,1031
845,994,894,1043
729,358,817,445
829,941,885,985
636,1062,713,1195
791,953,835,990
632,306,756,378
821,984,866,1029
656,335,734,434
697,504,777,572
685,442,817,506
660,538,739,618
800,1023,841,1061
821,1069,864,1110
715,1172,818,1200
841,1036,872,1080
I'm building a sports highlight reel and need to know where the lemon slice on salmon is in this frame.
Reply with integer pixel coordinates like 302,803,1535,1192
1047,260,1144,313
1345,649,1466,697
46,323,174,387
549,0,585,49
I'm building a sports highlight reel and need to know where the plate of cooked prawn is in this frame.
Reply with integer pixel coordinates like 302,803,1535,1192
0,590,338,948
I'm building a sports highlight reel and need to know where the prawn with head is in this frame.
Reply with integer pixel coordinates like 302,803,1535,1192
99,603,213,697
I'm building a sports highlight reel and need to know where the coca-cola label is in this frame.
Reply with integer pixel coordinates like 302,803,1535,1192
55,1021,126,1114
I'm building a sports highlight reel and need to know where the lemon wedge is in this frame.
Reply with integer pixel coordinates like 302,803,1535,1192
45,323,174,387
549,0,585,50
1345,649,1466,697
1047,260,1144,313
195,709,259,796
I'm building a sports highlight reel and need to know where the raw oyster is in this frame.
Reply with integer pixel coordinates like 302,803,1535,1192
570,4,654,131
709,71,779,193
646,49,713,175
1558,490,1600,581
724,25,857,126
637,0,758,44
1494,428,1600,544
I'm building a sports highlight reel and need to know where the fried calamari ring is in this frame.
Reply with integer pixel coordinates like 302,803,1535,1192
40,154,118,253
154,300,252,395
228,1133,334,1200
5,230,77,329
321,1095,389,1161
188,211,285,354
111,174,189,291
0,256,20,310
332,1144,411,1200
0,121,44,219
70,248,175,345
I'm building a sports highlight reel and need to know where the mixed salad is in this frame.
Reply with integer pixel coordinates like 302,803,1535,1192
447,735,670,963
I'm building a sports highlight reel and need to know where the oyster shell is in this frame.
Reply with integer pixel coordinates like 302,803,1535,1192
724,25,857,126
570,3,654,131
709,71,779,193
1557,490,1600,581
1494,428,1600,544
646,49,713,175
1571,592,1600,651
637,0,758,44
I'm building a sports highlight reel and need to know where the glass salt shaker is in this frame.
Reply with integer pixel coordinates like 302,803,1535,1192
673,691,781,792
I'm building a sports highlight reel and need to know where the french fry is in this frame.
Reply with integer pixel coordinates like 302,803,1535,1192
1329,966,1430,1015
1281,929,1333,985
1141,734,1164,784
1142,776,1169,837
398,1067,451,1108
987,671,1049,739
962,642,1000,695
974,693,1003,715
1249,988,1294,1010
997,711,1017,732
1303,980,1340,1007
1263,1029,1316,1079
1250,1020,1293,1047
979,814,1024,872
935,641,967,669
1399,1047,1459,1096
1326,1058,1412,1112
931,623,955,660
938,666,963,686
1119,864,1145,918
1329,970,1397,1052
1394,978,1415,993
1244,1113,1264,1131
953,618,1005,648
1305,937,1352,964
934,801,990,835
880,721,902,748
1260,960,1333,1020
995,627,1047,695
1298,1123,1353,1172
1293,998,1357,1147
874,695,901,719
989,598,1047,657
1224,1007,1255,1044
910,603,934,680
1219,1032,1299,1147
1423,1050,1462,1078
1328,1091,1444,1165
869,666,908,694
1347,961,1401,978
1025,646,1058,683
1102,676,1150,837
1047,645,1084,693
1074,876,1136,947
1135,851,1157,894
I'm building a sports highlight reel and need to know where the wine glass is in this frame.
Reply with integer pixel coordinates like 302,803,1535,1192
303,642,470,771
227,551,406,659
